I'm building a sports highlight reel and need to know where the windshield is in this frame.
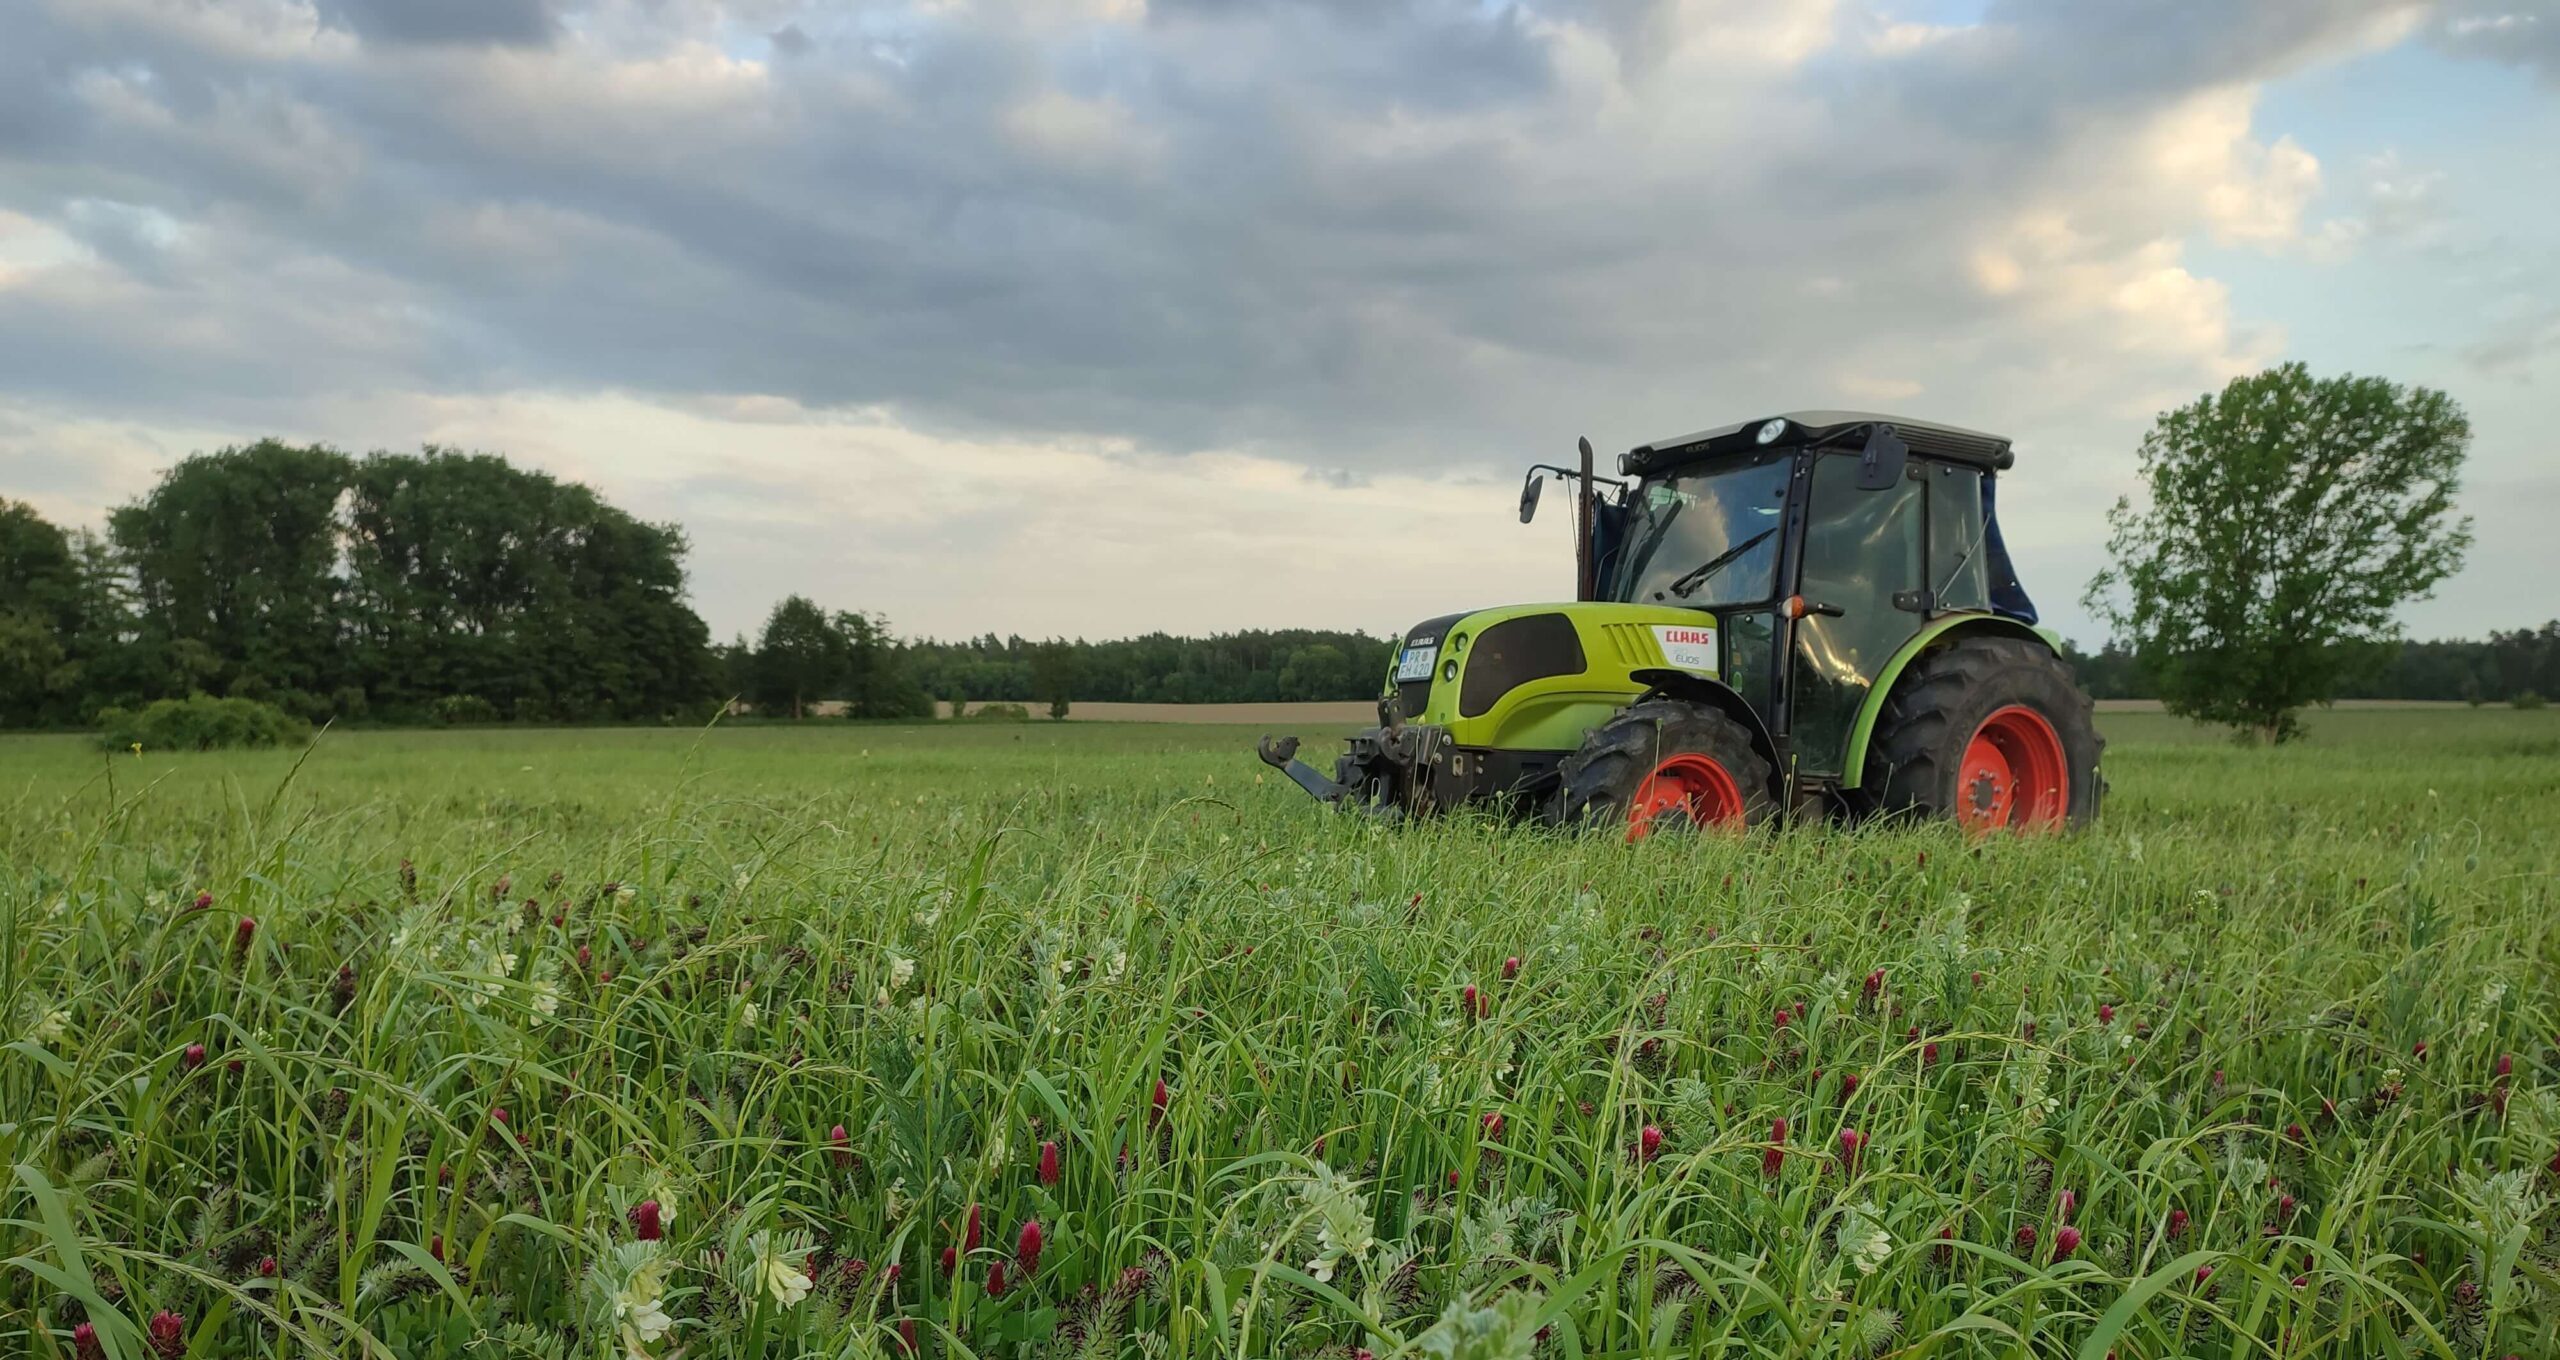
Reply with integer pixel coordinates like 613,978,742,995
1609,452,1792,608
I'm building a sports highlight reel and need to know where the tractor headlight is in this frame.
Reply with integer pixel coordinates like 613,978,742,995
1755,418,1788,445
1441,659,1459,683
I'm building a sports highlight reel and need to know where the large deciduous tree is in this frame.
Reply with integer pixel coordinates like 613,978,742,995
0,499,79,725
1029,641,1077,720
834,610,932,720
750,595,846,719
342,449,717,722
109,440,356,712
2085,364,2472,743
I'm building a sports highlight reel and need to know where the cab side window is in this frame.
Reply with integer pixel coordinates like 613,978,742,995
1928,464,1990,613
1789,454,1923,777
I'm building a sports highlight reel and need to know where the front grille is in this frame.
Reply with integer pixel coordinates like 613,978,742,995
1389,610,1470,724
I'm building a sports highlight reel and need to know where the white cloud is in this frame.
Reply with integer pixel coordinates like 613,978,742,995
0,0,2548,646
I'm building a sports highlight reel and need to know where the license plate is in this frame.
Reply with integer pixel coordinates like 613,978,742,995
1394,646,1438,683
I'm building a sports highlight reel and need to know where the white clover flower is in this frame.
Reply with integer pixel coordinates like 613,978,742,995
985,1133,1008,1168
752,1232,812,1307
531,981,561,1019
616,884,637,902
1101,941,1130,984
2482,981,2508,1007
889,954,916,990
32,1008,70,1045
740,1002,760,1029
493,950,520,976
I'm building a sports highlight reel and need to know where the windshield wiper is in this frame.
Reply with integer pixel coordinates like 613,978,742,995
1663,528,1776,600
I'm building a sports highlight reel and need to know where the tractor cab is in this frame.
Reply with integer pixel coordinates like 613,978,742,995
1570,411,2041,785
1257,411,2100,835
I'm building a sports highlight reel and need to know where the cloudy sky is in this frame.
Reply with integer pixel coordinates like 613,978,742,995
1,0,2553,646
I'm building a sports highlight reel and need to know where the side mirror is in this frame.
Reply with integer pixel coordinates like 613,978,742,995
1855,424,1910,491
1518,471,1544,523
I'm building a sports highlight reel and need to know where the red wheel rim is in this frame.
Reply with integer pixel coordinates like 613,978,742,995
1957,704,2069,832
1626,753,1746,841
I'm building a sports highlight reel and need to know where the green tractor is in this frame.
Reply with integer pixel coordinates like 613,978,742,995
1256,411,2102,837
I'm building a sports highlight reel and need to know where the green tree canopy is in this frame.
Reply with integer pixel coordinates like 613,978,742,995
108,440,355,705
342,448,717,721
0,498,80,630
2086,363,2472,742
750,595,846,719
1028,641,1078,720
0,500,80,725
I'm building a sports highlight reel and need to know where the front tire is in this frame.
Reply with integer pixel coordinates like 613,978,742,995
1864,635,2102,831
1550,700,1776,839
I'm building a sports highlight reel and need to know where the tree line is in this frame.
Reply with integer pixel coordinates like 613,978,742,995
0,443,1406,728
2062,627,2558,707
0,441,716,727
2,426,2549,732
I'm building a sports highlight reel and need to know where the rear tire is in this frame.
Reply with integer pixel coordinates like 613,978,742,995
1550,700,1776,839
1864,635,2102,830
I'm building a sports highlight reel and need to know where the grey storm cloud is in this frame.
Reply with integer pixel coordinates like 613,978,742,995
2435,5,2560,87
314,0,560,47
0,0,2500,469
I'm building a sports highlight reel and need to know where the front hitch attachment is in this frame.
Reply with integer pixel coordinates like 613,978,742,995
1257,726,1443,818
1257,735,1352,803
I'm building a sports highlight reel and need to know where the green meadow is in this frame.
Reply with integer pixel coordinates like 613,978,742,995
1,708,2554,1358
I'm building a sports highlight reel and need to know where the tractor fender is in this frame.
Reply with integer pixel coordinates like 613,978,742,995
1627,668,1782,796
1838,613,2058,791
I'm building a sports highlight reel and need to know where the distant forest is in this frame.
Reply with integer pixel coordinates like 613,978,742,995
901,632,1395,707
2060,628,2559,707
1,442,2552,728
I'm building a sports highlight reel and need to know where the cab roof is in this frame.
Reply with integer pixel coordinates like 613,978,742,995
1625,410,2014,477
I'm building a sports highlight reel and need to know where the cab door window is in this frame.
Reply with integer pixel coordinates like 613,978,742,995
1789,454,1923,778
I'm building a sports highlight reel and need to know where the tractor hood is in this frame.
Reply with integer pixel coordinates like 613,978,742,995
1386,601,1730,750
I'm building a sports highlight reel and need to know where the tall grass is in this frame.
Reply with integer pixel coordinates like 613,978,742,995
1,711,2554,1358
